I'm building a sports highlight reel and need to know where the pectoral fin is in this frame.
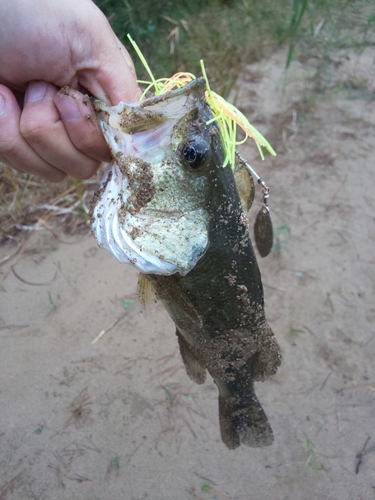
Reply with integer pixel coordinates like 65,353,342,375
149,275,203,332
137,273,158,315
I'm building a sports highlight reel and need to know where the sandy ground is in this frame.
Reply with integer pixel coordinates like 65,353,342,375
1,45,375,500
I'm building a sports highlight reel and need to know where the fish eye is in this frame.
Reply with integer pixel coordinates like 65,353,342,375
182,139,209,169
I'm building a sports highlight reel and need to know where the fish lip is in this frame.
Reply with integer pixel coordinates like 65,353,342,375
137,77,206,108
93,78,207,136
93,77,206,113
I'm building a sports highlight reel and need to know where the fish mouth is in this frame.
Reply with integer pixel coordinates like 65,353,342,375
92,78,210,276
94,78,207,136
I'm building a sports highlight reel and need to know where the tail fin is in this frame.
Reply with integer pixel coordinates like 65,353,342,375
218,393,274,449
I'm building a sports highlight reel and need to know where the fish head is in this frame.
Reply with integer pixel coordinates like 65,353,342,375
92,78,223,276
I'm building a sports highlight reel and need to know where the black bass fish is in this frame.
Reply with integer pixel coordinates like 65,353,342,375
92,78,281,449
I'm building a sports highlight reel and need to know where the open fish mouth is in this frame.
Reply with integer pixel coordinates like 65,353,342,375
91,79,211,276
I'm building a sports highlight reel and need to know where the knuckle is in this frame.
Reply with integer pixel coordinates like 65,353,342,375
73,129,102,152
20,116,50,140
48,171,67,183
0,135,20,157
79,170,94,181
71,160,100,180
38,167,67,183
81,164,100,180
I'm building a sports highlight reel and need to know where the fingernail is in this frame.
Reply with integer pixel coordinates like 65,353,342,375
0,94,5,117
55,95,81,122
25,81,48,103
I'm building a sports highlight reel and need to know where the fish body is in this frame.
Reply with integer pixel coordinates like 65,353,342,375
92,78,281,449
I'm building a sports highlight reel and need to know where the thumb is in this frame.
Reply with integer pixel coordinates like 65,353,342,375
78,32,142,105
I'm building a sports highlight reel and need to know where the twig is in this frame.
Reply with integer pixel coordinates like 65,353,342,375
182,416,197,439
336,382,375,394
355,437,371,474
290,382,319,395
320,372,332,391
91,311,128,344
11,264,57,286
48,463,91,485
35,217,59,238
193,473,232,498
0,242,22,266
187,488,206,500
114,359,135,377
156,352,177,363
263,282,287,293
0,324,29,331
126,436,147,463
71,357,105,370
48,464,65,488
62,387,92,431
0,473,21,499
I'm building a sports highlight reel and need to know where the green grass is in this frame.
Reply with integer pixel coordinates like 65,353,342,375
301,433,328,471
272,223,291,257
95,0,375,94
289,327,306,339
285,0,375,91
95,0,294,95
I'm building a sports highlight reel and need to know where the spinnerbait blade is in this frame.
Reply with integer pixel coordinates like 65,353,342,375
235,152,274,257
254,205,273,257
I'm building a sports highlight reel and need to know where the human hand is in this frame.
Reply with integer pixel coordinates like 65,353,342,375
0,0,141,182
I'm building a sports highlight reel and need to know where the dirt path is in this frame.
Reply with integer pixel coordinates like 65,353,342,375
1,47,375,500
